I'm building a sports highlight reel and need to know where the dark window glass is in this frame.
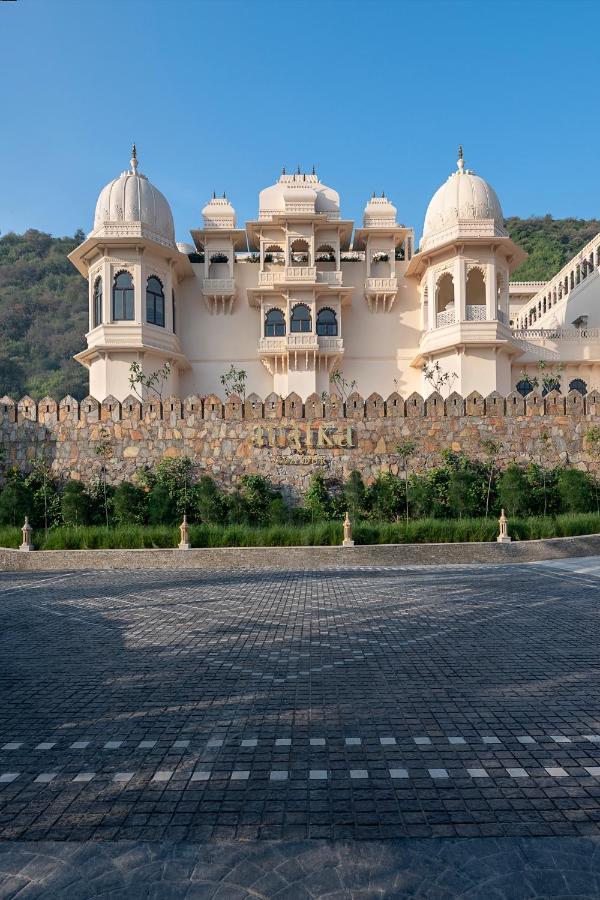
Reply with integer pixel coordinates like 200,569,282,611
172,290,176,333
93,277,102,327
290,304,311,333
113,271,134,320
316,307,337,336
569,378,587,396
516,379,534,397
265,308,285,337
146,276,165,327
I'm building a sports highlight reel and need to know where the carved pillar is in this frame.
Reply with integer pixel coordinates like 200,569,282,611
486,259,496,321
455,255,466,322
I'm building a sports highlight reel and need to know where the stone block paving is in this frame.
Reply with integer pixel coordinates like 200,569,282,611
2,560,600,894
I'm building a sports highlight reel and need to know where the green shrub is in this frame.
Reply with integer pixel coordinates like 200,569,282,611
113,481,147,524
61,480,91,527
0,478,33,527
147,483,177,525
557,469,593,513
498,464,529,517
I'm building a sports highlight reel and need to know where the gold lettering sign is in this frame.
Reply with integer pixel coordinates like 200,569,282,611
251,422,355,451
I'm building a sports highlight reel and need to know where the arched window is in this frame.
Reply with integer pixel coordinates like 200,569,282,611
146,276,165,327
316,307,338,336
466,267,486,305
265,308,285,337
569,378,587,396
112,271,134,321
290,303,311,333
290,239,310,265
93,276,102,328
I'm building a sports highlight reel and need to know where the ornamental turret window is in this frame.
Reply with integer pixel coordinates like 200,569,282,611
93,276,102,328
146,276,165,327
112,271,134,321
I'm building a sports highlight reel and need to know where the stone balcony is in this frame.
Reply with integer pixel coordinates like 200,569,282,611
258,267,317,286
364,277,398,312
258,334,344,372
202,278,236,314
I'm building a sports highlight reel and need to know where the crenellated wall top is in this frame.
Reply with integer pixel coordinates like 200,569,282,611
1,389,599,426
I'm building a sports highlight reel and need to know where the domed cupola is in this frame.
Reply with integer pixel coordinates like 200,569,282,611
92,145,175,248
258,167,339,220
363,192,397,228
420,147,506,253
202,192,236,228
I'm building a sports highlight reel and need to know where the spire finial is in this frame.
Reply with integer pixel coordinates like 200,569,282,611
131,142,138,172
212,189,216,199
312,164,316,175
222,191,226,199
457,145,464,173
297,164,301,175
282,165,286,175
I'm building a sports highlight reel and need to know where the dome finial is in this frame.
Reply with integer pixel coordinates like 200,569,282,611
457,144,464,173
131,143,138,172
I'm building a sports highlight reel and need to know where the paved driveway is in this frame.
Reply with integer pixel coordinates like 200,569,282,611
1,558,600,896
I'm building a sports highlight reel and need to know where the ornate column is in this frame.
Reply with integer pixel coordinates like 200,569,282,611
455,254,466,322
486,259,497,321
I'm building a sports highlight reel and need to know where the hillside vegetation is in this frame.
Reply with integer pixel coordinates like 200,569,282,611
0,217,599,400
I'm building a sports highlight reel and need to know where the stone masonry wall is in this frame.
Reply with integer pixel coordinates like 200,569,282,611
1,388,600,498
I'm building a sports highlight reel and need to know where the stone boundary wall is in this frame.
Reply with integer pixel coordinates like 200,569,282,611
1,390,600,495
2,533,600,572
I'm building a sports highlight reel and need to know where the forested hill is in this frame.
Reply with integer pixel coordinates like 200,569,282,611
1,217,600,400
506,216,600,281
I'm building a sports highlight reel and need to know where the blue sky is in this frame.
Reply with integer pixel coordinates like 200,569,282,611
1,0,598,244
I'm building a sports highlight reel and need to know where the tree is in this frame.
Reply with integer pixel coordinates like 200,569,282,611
395,440,417,523
481,439,502,518
219,365,247,401
586,426,600,513
423,361,456,397
538,361,565,396
498,464,529,518
329,369,357,402
303,472,332,521
192,476,228,525
0,477,32,527
128,361,172,402
61,480,90,527
343,470,366,519
238,474,274,527
94,426,113,527
113,481,147,525
148,483,177,525
536,430,552,516
367,472,404,522
138,456,194,519
557,469,593,513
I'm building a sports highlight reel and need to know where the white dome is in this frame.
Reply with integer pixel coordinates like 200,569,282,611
93,147,175,247
202,194,236,228
259,170,340,219
363,194,397,227
421,150,506,252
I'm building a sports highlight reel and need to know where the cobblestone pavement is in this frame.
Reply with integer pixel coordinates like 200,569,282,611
1,559,600,895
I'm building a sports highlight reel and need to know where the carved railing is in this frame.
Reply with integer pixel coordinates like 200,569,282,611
436,309,455,328
465,305,487,321
365,276,398,293
202,278,235,294
515,231,600,329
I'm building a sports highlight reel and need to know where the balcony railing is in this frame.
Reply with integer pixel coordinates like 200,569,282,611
316,270,343,285
436,309,455,328
258,267,316,286
365,276,398,293
259,335,344,353
202,278,235,295
465,305,487,321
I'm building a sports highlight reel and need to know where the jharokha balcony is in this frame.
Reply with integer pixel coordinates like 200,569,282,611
258,333,344,373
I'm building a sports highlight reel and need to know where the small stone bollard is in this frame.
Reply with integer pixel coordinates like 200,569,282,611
342,511,354,547
19,516,33,552
178,514,191,550
497,508,512,544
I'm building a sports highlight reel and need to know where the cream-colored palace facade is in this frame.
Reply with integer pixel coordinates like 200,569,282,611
69,148,600,401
